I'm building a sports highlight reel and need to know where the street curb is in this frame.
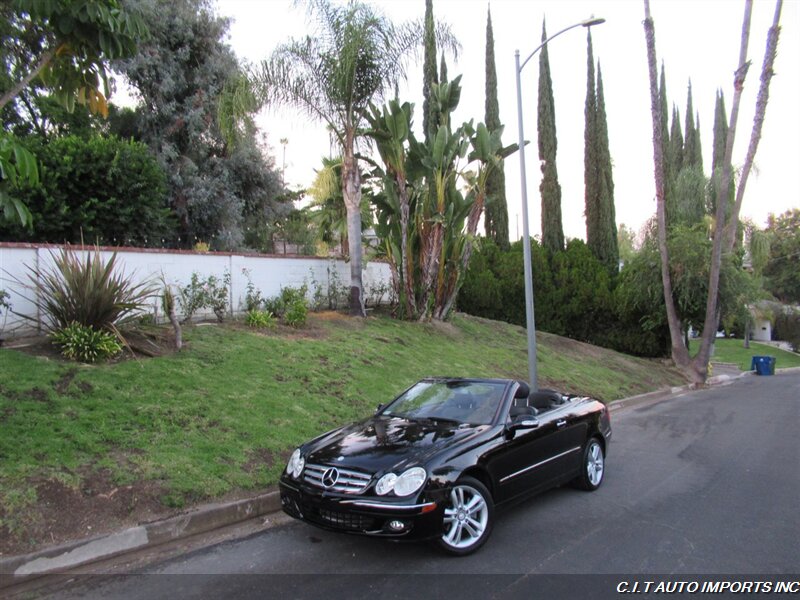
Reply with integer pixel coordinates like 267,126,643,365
2,367,793,584
0,490,280,582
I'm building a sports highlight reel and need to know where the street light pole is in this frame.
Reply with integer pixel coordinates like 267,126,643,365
515,16,605,391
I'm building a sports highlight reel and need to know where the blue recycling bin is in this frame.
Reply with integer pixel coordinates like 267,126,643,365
750,355,776,376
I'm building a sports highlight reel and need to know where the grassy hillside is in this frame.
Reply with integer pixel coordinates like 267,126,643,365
0,312,682,554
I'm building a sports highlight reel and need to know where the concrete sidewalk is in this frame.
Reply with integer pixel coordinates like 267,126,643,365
4,367,782,588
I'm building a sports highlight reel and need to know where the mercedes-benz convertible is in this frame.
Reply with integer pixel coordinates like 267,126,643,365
279,377,611,555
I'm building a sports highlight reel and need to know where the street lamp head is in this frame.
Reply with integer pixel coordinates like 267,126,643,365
581,16,606,27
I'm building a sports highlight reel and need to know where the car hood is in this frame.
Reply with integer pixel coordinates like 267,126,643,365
303,416,489,474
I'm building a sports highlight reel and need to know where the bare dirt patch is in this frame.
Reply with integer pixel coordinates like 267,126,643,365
0,469,170,557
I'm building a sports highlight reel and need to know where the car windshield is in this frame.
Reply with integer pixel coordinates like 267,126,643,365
384,381,506,426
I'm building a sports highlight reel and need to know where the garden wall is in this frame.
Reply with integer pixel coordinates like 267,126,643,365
0,243,392,338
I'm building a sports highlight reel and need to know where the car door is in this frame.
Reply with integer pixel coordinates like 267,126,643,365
486,408,572,504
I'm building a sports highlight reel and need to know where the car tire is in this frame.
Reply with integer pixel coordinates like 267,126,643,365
437,476,494,556
573,437,605,491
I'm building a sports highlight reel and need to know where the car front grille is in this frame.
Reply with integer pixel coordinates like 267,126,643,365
303,463,372,494
316,508,377,531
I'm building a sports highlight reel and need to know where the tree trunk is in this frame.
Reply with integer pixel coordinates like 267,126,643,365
396,174,416,319
744,318,751,349
643,1,694,380
341,135,365,317
438,190,486,320
724,0,783,253
691,0,754,381
0,48,55,112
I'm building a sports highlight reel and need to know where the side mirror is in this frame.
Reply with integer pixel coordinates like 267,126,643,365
510,417,539,431
375,403,385,415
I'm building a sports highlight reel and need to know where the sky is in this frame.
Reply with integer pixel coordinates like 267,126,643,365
209,0,800,243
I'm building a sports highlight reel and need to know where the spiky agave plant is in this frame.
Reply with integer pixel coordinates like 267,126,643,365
22,245,156,335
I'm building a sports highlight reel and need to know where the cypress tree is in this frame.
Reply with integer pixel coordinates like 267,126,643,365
537,19,564,253
595,63,618,272
666,105,684,227
483,6,509,249
669,105,684,175
584,30,600,255
693,112,703,172
683,81,702,171
659,64,675,229
422,0,438,144
439,52,448,84
710,89,734,220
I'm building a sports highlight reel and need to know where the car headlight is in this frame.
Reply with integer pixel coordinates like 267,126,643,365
375,467,426,497
286,448,305,479
375,472,397,495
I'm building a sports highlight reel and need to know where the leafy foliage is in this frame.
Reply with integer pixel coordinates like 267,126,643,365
222,0,458,314
52,321,121,363
0,135,37,226
1,0,147,117
763,209,800,304
773,311,800,353
263,285,308,328
0,134,171,245
366,76,517,321
19,245,155,333
245,310,276,329
178,271,230,323
113,0,283,250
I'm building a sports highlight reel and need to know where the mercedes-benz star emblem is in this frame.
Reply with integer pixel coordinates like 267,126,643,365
321,467,339,488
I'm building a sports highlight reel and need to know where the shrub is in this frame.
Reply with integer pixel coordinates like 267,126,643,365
178,271,231,322
307,265,349,311
241,269,264,312
773,311,800,353
52,322,122,363
246,310,276,329
284,300,307,328
0,135,172,247
21,245,155,332
264,284,308,318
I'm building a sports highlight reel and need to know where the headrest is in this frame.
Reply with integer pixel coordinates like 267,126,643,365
513,381,530,399
529,389,562,410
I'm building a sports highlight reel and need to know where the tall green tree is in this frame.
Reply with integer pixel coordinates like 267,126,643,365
584,30,600,256
584,32,617,273
594,64,619,272
709,89,734,220
222,0,457,316
537,20,563,253
668,105,683,178
682,81,703,171
643,0,782,384
484,6,509,250
658,64,675,226
422,0,438,144
116,0,283,250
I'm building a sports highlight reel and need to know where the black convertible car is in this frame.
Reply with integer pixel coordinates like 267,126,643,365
279,378,611,555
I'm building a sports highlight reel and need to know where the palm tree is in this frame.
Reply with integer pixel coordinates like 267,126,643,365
228,0,456,316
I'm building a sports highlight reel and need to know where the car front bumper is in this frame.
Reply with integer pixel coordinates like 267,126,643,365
279,477,446,541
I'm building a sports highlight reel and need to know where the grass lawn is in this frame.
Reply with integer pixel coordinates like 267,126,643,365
0,312,683,554
709,338,800,371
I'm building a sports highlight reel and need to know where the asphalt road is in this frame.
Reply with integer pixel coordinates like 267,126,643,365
49,373,799,599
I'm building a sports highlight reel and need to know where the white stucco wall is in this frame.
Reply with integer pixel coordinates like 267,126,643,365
752,318,772,342
0,243,391,338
